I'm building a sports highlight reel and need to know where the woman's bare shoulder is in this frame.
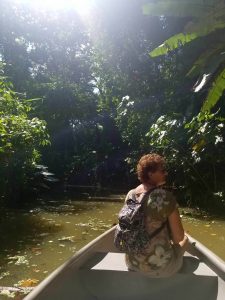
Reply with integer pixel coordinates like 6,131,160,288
134,184,145,195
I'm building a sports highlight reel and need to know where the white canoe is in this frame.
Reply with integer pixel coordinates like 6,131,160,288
25,226,225,300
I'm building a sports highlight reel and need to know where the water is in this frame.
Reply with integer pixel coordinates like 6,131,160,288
0,196,224,297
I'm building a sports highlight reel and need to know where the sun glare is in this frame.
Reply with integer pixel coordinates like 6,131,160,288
14,0,93,16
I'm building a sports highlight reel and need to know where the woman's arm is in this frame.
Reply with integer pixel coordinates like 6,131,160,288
168,208,188,247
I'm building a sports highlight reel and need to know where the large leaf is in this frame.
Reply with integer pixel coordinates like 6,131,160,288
184,12,225,35
150,21,225,57
150,32,198,57
186,44,225,77
202,67,225,112
189,48,225,92
191,54,225,92
146,0,225,57
143,1,214,17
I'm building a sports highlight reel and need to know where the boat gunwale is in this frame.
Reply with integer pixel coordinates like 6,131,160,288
186,233,225,279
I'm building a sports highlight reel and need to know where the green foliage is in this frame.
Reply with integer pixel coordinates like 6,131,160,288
150,33,198,57
144,0,225,113
0,1,99,179
143,1,213,18
146,112,225,208
147,115,186,154
0,74,49,206
186,44,225,78
201,67,225,113
139,0,225,208
185,111,225,159
0,0,225,210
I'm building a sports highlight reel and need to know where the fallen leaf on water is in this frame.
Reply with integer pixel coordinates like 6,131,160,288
75,223,88,227
17,278,39,287
0,290,16,298
0,271,10,280
31,248,42,253
58,236,75,242
90,227,99,231
39,233,50,237
8,255,29,265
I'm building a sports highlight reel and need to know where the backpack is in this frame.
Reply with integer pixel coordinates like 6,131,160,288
114,186,167,254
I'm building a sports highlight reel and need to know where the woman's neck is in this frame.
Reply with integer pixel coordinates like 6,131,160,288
142,181,166,191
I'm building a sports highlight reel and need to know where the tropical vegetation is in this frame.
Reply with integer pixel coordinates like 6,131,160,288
0,0,225,210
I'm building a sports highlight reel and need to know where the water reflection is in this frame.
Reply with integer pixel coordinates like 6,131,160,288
0,198,121,288
0,210,62,256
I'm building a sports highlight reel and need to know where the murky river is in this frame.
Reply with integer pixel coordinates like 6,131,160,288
0,195,224,298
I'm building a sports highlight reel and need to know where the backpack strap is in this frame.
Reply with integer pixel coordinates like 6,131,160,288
134,185,160,204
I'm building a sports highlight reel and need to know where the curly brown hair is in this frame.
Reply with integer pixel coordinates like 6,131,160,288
137,153,165,183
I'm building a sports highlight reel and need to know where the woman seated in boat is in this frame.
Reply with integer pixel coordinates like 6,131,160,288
125,153,188,277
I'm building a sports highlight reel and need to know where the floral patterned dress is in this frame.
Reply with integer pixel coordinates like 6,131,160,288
125,186,184,277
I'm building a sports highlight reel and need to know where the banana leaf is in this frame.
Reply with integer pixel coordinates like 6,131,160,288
145,1,225,57
189,50,225,92
149,32,198,57
187,44,225,77
150,22,225,57
143,1,213,18
202,67,225,112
